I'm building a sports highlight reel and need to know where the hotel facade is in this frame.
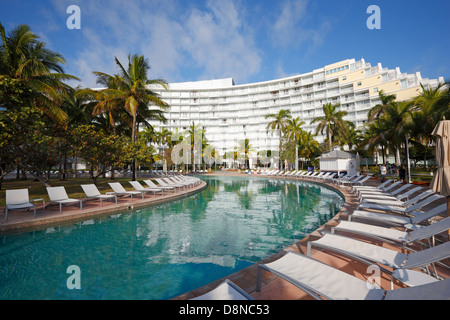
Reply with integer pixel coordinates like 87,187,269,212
149,58,444,167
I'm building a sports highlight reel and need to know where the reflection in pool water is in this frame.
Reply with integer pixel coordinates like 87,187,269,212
0,175,344,300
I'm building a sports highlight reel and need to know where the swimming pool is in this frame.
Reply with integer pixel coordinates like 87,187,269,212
0,175,344,300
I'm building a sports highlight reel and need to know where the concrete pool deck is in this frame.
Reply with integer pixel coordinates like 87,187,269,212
1,172,448,300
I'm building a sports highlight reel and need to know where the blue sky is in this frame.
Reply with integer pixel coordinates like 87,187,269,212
1,0,449,88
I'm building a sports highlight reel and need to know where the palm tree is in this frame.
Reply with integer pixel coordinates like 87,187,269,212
410,83,449,167
0,22,79,122
238,138,253,169
379,101,413,164
358,121,388,165
265,109,292,169
298,130,320,169
60,88,98,178
285,117,305,170
186,122,207,171
368,90,397,122
311,103,348,152
92,54,169,180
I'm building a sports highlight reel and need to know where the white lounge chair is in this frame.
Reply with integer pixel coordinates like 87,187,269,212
174,176,198,187
308,172,320,179
167,177,192,188
155,178,185,191
328,172,348,182
144,179,176,193
331,216,450,246
355,180,403,196
340,175,365,186
357,183,417,200
325,172,343,182
313,172,326,179
256,251,450,300
191,279,253,300
357,193,443,214
81,184,117,207
47,186,83,213
108,182,144,201
359,187,431,207
129,181,164,197
317,172,332,180
356,182,413,197
4,188,37,220
296,171,307,177
353,179,396,193
307,233,450,288
335,174,356,185
347,175,371,186
359,186,422,203
349,203,448,228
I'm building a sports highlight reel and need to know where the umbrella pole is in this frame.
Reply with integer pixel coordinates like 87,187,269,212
448,196,450,241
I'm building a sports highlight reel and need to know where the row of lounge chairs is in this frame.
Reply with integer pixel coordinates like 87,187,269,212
193,177,450,300
255,169,376,186
3,175,201,220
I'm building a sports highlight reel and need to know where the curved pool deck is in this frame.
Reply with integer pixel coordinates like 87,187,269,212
1,172,448,300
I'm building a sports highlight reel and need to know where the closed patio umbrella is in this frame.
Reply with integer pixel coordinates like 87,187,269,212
429,119,450,239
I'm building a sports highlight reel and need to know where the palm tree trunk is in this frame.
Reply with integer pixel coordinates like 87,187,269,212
405,135,411,183
279,129,282,169
328,127,332,151
131,114,137,181
295,143,299,171
73,148,78,178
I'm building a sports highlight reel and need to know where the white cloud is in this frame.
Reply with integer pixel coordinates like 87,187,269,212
271,0,330,49
180,0,261,82
61,0,262,87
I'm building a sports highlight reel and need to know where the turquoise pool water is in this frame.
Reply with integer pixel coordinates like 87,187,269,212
0,175,344,300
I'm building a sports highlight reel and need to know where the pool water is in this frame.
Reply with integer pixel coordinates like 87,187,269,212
0,175,344,300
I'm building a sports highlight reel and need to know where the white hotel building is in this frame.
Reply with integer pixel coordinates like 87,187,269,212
149,58,444,167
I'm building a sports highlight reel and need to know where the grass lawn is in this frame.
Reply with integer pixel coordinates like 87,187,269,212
0,177,145,207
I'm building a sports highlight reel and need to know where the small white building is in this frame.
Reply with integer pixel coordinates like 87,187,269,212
318,147,358,176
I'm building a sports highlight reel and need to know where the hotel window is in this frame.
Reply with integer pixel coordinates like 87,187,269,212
373,87,379,93
357,82,362,86
342,76,347,81
326,65,349,75
400,79,407,88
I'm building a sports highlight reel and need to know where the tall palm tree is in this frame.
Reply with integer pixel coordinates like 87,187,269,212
285,117,305,170
358,121,388,165
311,103,348,152
93,54,169,143
410,83,449,167
238,138,253,169
0,22,79,122
92,54,169,180
265,109,292,169
298,130,320,169
187,122,207,171
382,101,413,162
368,90,397,122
